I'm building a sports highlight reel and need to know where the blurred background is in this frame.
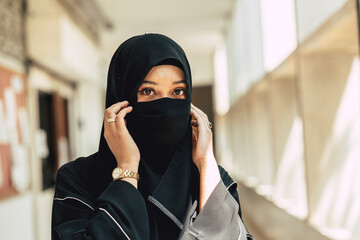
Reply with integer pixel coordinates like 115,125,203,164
0,0,360,239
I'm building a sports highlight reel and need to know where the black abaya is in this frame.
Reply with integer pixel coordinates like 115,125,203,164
51,33,253,240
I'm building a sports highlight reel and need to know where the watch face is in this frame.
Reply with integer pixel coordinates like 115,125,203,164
112,168,123,178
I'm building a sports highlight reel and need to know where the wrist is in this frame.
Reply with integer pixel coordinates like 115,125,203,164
116,159,139,172
197,155,221,211
196,154,217,172
121,178,138,189
116,164,139,173
112,166,139,189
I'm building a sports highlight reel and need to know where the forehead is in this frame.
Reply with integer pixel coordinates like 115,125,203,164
144,65,185,81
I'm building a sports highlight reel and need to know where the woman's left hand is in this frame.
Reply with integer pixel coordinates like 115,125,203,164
190,104,221,210
190,104,216,171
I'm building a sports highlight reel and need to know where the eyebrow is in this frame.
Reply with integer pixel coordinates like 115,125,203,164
141,80,187,85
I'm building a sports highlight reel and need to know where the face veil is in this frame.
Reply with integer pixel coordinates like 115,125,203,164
126,97,191,175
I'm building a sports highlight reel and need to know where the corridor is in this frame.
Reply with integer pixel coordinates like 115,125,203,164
1,0,360,239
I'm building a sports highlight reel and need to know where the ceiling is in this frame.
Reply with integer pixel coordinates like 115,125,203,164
94,0,234,85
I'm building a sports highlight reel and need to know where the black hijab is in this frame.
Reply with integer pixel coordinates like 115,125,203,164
77,34,198,227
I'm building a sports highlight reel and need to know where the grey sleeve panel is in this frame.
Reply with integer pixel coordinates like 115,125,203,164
179,180,248,240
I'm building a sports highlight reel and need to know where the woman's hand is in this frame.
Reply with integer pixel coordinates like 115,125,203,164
190,104,221,210
190,104,216,170
104,101,140,174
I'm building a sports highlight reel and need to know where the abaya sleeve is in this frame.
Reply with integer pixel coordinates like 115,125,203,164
51,160,150,240
179,166,254,240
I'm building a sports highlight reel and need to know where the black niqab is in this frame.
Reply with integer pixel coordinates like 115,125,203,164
127,97,191,175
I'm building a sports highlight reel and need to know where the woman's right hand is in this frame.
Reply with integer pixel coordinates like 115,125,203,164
104,101,140,172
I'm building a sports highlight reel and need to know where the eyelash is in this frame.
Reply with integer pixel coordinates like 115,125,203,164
174,88,186,96
138,88,155,96
138,88,187,96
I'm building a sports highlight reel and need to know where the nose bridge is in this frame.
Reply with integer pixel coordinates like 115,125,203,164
157,93,172,100
156,83,173,99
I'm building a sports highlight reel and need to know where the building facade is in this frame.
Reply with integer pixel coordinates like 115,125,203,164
0,0,109,239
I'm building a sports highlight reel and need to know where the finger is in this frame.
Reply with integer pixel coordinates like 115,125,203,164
192,106,212,133
104,101,129,135
192,130,197,144
191,120,198,127
104,113,117,137
190,108,207,133
104,117,117,140
105,101,129,118
191,104,209,123
191,105,206,125
115,106,133,130
191,104,209,122
190,107,207,127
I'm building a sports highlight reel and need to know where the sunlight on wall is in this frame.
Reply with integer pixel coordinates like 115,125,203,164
214,44,230,115
60,17,101,83
273,116,308,219
310,57,360,240
226,0,264,100
260,0,297,71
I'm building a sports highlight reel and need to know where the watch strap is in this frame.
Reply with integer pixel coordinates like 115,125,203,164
112,167,139,181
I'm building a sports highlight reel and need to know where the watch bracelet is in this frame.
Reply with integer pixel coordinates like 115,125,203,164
123,169,139,180
113,168,139,181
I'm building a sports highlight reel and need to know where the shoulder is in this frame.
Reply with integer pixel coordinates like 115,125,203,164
56,153,95,181
56,159,76,179
54,153,98,200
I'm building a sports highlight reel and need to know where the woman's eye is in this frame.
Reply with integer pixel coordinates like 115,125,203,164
174,89,186,96
140,88,154,96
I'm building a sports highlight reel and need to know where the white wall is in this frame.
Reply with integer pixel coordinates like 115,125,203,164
74,83,105,158
27,0,105,85
187,52,215,87
260,0,297,71
296,0,348,42
36,190,54,240
226,0,264,104
0,193,35,240
59,16,103,84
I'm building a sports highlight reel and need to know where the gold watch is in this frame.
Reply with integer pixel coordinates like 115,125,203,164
112,167,139,181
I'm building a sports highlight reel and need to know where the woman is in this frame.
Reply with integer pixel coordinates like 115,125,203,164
52,33,253,240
